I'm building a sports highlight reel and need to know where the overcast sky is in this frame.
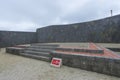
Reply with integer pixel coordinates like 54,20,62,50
0,0,120,32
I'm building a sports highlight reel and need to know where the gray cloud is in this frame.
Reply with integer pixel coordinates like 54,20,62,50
0,0,120,31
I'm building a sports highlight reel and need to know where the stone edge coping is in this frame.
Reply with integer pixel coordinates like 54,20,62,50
6,47,24,50
51,51,120,59
55,47,104,54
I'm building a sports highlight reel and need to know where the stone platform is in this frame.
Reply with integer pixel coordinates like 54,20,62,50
6,43,120,77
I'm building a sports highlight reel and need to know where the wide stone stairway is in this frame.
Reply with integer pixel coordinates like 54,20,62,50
20,44,59,62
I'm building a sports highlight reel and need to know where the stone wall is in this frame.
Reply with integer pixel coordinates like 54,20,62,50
0,31,36,47
37,15,120,43
51,52,120,77
1,15,120,48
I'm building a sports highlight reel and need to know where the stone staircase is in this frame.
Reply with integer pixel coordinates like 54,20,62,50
20,44,59,62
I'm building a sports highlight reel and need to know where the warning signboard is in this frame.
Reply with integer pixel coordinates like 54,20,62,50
51,58,62,67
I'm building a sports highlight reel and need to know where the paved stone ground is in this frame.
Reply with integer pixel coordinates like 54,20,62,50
48,43,120,55
0,48,120,80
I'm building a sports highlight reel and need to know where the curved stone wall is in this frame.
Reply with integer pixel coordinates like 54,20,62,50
0,31,36,47
1,15,120,48
37,15,120,43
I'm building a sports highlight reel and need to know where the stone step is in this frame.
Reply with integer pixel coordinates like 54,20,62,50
31,44,59,47
55,47,104,54
28,46,57,50
6,47,24,55
24,50,50,57
20,53,50,62
25,48,52,52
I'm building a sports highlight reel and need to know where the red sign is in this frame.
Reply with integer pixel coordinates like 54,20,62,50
51,58,62,67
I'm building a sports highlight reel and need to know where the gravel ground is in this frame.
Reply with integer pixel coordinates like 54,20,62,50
0,48,120,80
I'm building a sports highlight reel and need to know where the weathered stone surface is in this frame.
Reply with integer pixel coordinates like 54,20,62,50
6,47,24,55
55,48,104,54
6,44,120,77
0,31,36,48
37,15,120,43
19,44,59,62
1,15,120,48
108,48,120,52
50,52,120,77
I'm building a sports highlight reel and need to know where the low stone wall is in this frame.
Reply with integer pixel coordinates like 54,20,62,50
108,48,120,52
55,48,104,54
51,52,120,77
6,47,24,55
